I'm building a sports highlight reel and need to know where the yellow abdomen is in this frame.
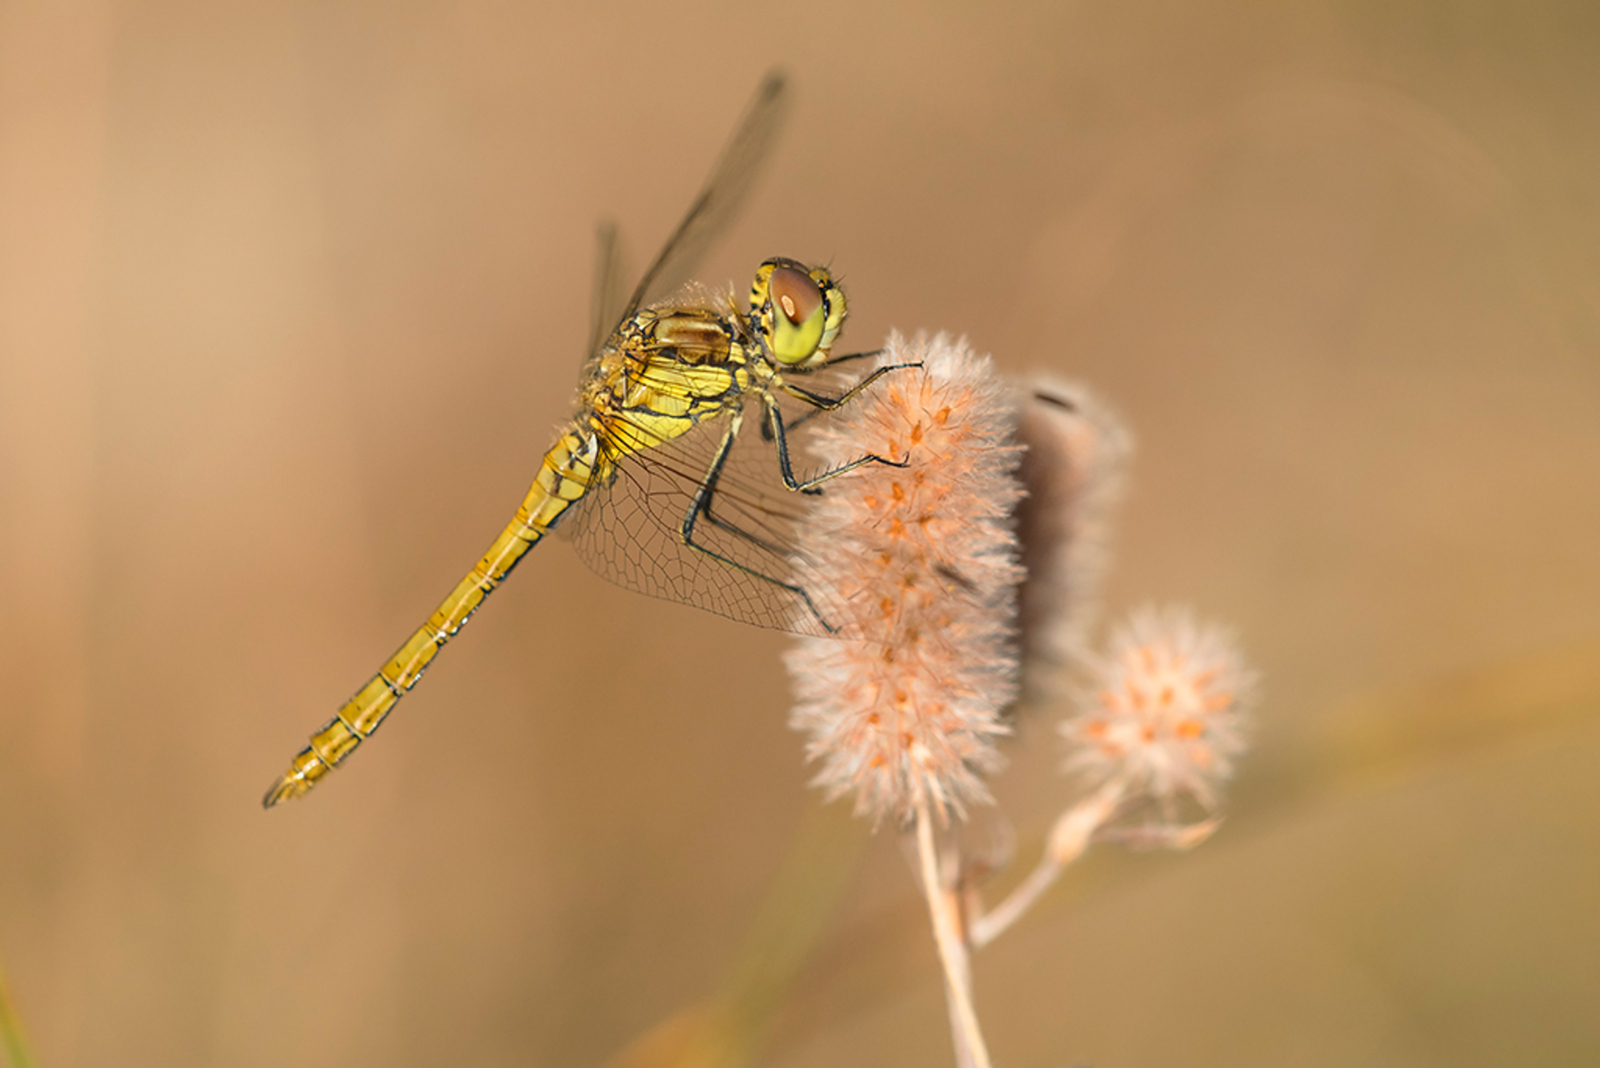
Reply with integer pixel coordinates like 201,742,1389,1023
262,426,602,807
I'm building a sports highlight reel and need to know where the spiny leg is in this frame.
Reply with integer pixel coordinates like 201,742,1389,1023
773,357,918,436
814,347,884,368
762,393,908,494
699,478,791,559
782,360,922,412
680,398,793,557
680,412,837,633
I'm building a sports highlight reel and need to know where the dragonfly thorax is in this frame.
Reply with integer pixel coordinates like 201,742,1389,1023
621,306,739,367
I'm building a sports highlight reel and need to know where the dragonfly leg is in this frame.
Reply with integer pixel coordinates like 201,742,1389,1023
773,358,920,436
699,482,789,558
816,347,885,368
763,394,909,494
782,360,922,412
681,413,838,634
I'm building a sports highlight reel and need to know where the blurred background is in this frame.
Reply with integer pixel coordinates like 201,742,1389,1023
2,1,1598,1065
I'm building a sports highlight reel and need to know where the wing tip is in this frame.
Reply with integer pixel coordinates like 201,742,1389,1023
758,67,788,100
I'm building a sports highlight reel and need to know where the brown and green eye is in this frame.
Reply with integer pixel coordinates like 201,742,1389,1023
767,265,827,364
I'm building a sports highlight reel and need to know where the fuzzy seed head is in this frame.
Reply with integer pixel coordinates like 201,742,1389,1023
1063,605,1253,811
1012,377,1131,701
787,333,1025,826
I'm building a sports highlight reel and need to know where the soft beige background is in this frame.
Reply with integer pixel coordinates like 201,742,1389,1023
2,2,1598,1066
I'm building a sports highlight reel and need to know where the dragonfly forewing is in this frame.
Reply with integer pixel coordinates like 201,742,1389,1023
563,377,868,640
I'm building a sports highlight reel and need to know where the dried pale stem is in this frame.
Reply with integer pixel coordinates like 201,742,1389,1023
969,848,1065,950
938,883,979,1068
970,777,1127,949
0,955,37,1068
916,799,992,1068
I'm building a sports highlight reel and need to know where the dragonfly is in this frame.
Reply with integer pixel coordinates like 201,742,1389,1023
263,72,915,807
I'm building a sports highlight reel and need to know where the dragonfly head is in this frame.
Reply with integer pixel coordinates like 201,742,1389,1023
749,258,846,368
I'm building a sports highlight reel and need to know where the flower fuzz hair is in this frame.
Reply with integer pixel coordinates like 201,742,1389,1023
786,333,1025,825
1011,376,1131,702
1063,605,1253,812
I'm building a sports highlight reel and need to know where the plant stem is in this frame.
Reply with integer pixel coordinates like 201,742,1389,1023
969,849,1063,949
0,955,37,1068
915,799,991,1068
970,776,1127,949
939,884,979,1068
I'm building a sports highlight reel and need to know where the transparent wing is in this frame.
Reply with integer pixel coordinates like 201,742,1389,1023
619,70,790,325
586,221,628,367
560,394,864,638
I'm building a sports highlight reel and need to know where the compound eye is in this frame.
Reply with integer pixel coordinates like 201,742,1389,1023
769,266,827,364
771,265,822,325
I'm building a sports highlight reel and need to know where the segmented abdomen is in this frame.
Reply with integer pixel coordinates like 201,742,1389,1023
262,427,602,807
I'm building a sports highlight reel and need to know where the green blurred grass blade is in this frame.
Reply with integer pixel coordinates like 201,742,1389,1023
0,954,37,1068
